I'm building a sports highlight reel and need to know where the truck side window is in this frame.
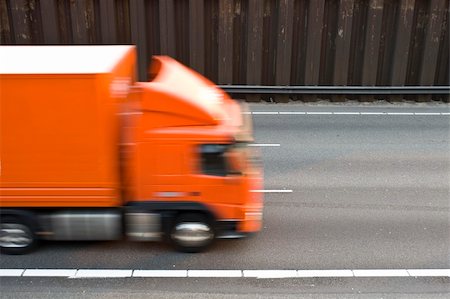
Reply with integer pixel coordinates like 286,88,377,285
200,144,228,176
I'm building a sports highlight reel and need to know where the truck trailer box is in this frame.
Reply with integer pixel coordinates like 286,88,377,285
0,46,136,208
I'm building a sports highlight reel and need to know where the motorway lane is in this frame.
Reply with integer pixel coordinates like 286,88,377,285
0,277,449,298
1,103,449,296
250,105,449,269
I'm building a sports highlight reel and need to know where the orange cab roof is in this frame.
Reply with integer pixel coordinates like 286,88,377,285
141,56,231,126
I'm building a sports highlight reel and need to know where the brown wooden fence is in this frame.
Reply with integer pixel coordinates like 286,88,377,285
1,0,449,102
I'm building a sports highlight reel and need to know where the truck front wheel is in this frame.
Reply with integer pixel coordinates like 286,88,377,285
0,216,37,255
170,213,214,253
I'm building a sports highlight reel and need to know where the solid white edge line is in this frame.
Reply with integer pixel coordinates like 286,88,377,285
133,270,187,278
306,112,333,115
2,269,450,278
250,190,293,193
414,112,442,115
297,270,354,277
74,269,133,278
23,269,77,277
386,112,414,115
248,144,281,147
333,112,360,115
353,269,409,277
188,270,242,278
0,269,24,277
243,270,297,278
251,111,449,116
407,269,450,277
279,112,306,115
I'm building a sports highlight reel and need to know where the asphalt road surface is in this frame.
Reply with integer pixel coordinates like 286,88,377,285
1,103,449,298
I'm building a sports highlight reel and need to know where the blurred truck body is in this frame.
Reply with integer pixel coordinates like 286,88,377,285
0,45,263,254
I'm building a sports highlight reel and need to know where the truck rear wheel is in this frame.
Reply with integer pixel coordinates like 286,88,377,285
0,216,37,255
170,213,214,253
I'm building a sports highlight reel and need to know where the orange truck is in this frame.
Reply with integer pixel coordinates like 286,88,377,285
0,45,263,254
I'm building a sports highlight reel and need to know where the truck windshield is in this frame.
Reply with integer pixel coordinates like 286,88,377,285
199,144,246,176
199,144,229,176
199,142,261,177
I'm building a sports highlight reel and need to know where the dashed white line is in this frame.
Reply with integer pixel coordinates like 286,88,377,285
250,189,293,193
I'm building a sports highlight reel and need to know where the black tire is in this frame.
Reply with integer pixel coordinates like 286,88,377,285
0,216,37,255
170,213,215,253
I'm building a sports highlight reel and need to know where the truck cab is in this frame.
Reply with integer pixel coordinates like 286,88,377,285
124,57,263,251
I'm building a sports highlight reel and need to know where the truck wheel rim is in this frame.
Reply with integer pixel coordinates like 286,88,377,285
0,223,33,248
172,222,213,247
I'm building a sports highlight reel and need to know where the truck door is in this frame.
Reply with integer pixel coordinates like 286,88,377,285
196,144,245,219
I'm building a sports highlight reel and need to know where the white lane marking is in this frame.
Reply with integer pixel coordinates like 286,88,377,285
188,270,242,278
75,269,132,278
250,111,448,116
386,112,414,115
333,112,360,115
133,270,187,278
23,269,77,277
1,269,450,278
353,269,409,277
243,270,297,278
248,143,281,147
306,112,333,115
414,112,443,115
297,270,354,277
250,189,293,193
407,269,450,277
0,269,24,277
252,112,279,115
279,112,306,115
